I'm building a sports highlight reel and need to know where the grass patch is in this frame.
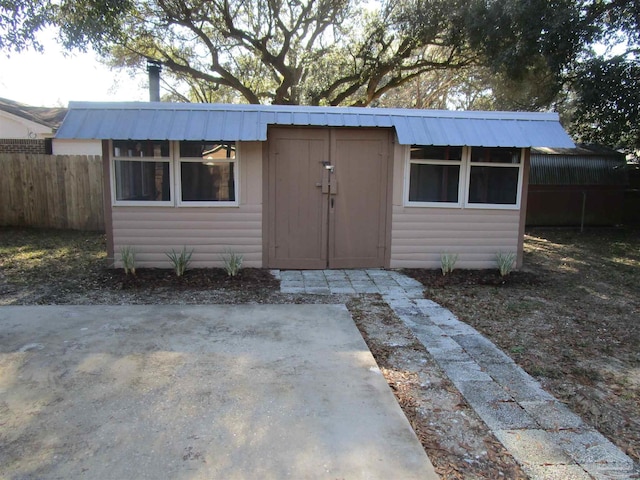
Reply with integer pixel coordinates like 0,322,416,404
0,227,106,287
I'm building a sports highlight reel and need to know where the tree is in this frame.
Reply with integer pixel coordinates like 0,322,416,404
569,56,640,150
0,0,589,107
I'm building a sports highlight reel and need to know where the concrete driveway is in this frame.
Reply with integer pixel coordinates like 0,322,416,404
0,305,437,479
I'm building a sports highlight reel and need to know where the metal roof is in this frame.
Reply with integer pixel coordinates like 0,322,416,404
56,102,574,148
530,148,628,186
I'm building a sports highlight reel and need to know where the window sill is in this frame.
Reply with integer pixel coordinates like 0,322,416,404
177,201,239,207
112,201,174,207
403,201,463,208
464,203,520,210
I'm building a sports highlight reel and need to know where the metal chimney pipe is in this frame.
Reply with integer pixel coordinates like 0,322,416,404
147,59,162,102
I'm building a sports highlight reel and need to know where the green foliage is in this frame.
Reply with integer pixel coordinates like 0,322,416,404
569,56,640,151
440,253,458,276
496,252,517,277
120,246,136,275
166,246,193,277
221,251,243,277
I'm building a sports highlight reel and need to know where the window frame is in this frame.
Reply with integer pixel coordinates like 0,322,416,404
404,145,525,210
463,147,524,210
175,141,240,207
403,145,466,208
110,140,174,207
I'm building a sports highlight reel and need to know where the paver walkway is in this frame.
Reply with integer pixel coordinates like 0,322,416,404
274,269,639,480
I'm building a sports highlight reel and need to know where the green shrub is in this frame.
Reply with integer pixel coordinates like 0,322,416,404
440,253,458,276
221,251,243,277
120,246,136,275
496,252,517,277
166,247,193,277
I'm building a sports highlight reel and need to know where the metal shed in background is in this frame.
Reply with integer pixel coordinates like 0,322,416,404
526,144,628,227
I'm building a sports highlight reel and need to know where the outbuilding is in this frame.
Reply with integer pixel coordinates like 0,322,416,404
527,144,628,227
56,102,574,270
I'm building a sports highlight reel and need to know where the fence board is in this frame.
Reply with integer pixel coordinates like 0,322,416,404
0,154,105,231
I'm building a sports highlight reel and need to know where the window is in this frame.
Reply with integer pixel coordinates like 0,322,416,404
177,142,238,206
467,147,522,207
405,145,524,209
406,146,463,206
112,140,171,205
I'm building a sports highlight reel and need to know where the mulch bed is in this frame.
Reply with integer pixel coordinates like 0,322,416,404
117,267,280,291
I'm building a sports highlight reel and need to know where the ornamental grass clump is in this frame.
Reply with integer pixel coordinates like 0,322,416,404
221,251,243,277
440,253,458,276
166,246,193,277
120,246,136,275
496,252,517,277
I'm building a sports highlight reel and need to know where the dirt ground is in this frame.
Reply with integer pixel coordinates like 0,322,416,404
1,226,639,477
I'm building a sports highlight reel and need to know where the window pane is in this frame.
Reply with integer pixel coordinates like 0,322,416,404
410,146,462,161
181,161,235,202
114,161,170,201
180,141,236,159
471,147,520,164
468,166,519,204
409,163,460,202
113,140,169,158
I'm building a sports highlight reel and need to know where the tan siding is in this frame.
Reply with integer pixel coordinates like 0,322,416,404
111,141,263,268
390,207,521,269
390,144,523,269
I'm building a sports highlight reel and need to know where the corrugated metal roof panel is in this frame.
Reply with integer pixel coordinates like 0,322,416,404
530,155,628,185
56,102,574,148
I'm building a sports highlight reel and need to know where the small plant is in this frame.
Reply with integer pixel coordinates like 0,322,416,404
221,251,243,277
496,251,517,277
166,246,193,277
440,253,458,276
120,246,136,275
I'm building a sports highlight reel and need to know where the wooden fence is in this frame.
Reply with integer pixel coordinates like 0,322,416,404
0,154,105,231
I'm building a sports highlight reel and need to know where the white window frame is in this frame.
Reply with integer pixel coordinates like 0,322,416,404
110,140,174,207
175,141,240,207
404,145,466,208
463,147,524,210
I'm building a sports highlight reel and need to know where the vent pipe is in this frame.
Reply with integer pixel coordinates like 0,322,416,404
147,59,162,102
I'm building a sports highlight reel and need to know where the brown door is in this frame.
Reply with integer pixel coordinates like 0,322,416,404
267,127,391,269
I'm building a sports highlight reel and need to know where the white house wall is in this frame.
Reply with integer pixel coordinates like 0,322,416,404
111,141,263,268
52,139,103,155
0,110,53,139
389,143,522,269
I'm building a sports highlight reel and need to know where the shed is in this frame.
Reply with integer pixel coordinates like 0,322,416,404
56,102,574,270
527,145,628,226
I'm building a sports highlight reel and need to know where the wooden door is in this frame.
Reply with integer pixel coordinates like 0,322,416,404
266,127,391,269
267,128,329,269
329,129,391,268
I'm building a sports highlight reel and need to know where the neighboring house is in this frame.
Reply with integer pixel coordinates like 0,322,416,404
0,97,65,153
527,145,628,226
56,102,574,270
0,97,100,155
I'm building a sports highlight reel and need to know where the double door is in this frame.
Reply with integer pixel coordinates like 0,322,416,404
267,128,392,269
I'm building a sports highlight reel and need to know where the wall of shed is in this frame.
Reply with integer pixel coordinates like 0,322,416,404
389,143,522,269
110,141,263,268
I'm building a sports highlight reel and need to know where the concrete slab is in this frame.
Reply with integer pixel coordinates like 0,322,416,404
519,400,585,430
480,361,556,402
493,429,574,465
0,305,437,480
456,381,538,430
521,463,592,480
452,334,515,365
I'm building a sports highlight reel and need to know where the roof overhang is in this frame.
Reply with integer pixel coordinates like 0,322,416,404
55,102,575,148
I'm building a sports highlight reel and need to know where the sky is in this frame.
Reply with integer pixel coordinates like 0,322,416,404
0,29,149,107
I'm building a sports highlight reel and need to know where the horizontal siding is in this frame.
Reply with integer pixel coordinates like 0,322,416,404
112,206,262,268
390,206,520,269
